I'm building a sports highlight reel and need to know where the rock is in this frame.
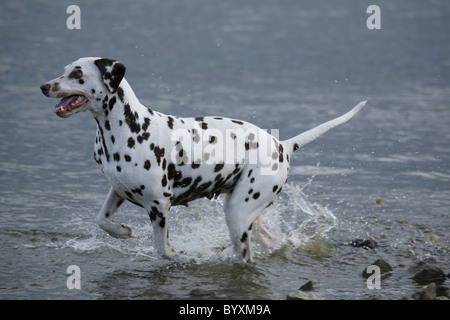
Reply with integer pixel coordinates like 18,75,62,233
410,260,446,285
350,239,378,249
287,291,324,300
436,285,450,298
299,280,314,292
403,284,450,300
420,283,436,300
402,289,423,300
189,288,217,298
362,259,393,278
410,290,423,300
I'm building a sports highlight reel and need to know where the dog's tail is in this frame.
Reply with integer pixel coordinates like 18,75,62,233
282,100,367,155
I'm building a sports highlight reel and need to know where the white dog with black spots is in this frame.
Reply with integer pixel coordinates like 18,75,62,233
41,57,366,262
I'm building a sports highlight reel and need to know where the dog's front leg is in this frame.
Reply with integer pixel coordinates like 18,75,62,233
148,205,177,258
96,187,132,238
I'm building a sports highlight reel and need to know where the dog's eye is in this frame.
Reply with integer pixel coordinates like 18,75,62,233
69,70,83,79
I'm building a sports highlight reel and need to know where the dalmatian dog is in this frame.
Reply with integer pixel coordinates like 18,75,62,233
41,57,366,262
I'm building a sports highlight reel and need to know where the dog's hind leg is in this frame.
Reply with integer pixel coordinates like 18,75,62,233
252,215,280,249
96,187,132,238
224,167,285,262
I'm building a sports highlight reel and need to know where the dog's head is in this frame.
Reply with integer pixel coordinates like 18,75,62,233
40,57,126,118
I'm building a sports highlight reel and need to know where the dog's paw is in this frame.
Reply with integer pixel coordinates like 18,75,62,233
105,223,132,239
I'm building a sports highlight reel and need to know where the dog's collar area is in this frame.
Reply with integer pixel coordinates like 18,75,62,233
54,95,88,118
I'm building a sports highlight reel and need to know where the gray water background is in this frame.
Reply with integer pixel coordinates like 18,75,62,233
0,0,449,299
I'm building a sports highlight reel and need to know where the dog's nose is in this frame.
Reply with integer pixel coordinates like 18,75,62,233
40,83,51,95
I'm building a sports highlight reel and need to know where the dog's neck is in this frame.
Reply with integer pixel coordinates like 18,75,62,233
92,78,155,151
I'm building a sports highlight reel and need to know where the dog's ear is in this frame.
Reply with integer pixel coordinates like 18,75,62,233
94,58,126,93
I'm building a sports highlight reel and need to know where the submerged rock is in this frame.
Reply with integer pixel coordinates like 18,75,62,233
287,291,324,300
402,283,450,300
362,259,393,278
299,280,314,292
287,280,322,300
189,288,217,299
436,285,450,298
420,283,437,300
410,260,446,285
350,239,378,249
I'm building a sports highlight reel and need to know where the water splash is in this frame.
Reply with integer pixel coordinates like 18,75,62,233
62,181,337,262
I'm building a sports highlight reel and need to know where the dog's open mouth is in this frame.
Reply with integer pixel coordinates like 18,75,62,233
54,95,89,118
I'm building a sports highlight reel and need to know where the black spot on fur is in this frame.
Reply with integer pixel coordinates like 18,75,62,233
168,163,182,181
149,207,159,222
293,143,299,152
94,119,110,162
167,116,174,129
232,120,244,125
146,105,154,115
277,186,283,195
137,132,150,144
108,96,116,111
240,232,248,243
252,192,260,199
104,120,111,131
278,144,284,162
273,185,278,192
174,177,193,189
124,103,141,133
127,137,135,149
125,191,133,200
117,87,124,103
214,163,224,172
142,117,150,131
161,174,168,187
78,79,84,84
113,152,120,162
124,154,132,162
68,69,82,79
153,146,165,166
159,217,166,228
195,117,208,130
144,160,151,170
131,187,143,196
116,166,122,172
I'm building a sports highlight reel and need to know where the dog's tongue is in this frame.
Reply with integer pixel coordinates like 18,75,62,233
54,96,78,113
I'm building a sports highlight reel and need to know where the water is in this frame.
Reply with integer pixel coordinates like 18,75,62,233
0,0,449,300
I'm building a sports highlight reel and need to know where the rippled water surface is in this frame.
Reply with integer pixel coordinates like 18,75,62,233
0,0,449,300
